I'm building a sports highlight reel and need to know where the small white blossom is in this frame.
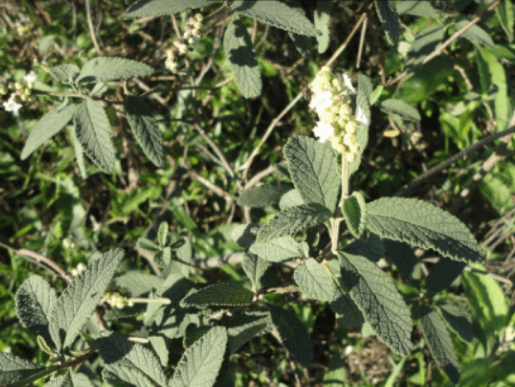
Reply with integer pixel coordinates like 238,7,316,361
309,90,333,115
3,99,22,113
356,106,369,125
343,73,356,94
23,73,37,83
313,121,334,143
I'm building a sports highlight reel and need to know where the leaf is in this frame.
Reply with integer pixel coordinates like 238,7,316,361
438,304,473,343
283,136,340,212
338,252,413,356
115,271,163,297
21,104,78,160
294,258,337,302
73,99,116,173
323,352,346,387
231,0,318,37
126,0,214,17
384,239,421,279
50,64,80,83
366,197,484,263
181,283,254,307
136,237,160,253
169,326,228,387
314,0,332,54
242,253,271,291
375,0,400,46
496,0,514,42
15,275,57,347
380,99,421,122
330,289,364,329
98,333,167,387
420,306,460,385
426,259,466,294
76,57,154,84
148,336,169,367
349,79,371,176
237,183,292,208
103,364,155,387
344,233,384,263
227,311,272,354
256,203,332,242
69,125,87,179
157,222,169,247
0,352,44,385
408,25,446,66
230,223,258,249
278,188,304,210
126,96,164,167
49,249,124,350
249,235,308,262
342,191,367,239
268,304,313,367
396,1,437,17
223,17,262,98
457,20,495,48
44,372,95,387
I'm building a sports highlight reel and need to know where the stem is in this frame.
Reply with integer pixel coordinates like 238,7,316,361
128,297,171,305
341,153,350,201
330,218,340,253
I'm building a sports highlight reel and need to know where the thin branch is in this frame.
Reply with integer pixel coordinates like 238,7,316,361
84,0,102,55
356,15,368,69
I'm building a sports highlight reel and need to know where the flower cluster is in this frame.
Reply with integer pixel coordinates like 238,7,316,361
1,73,37,114
165,13,204,73
70,262,86,277
309,67,369,162
101,292,133,309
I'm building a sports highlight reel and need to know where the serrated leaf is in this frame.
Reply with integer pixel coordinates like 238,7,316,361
223,17,262,98
115,271,163,297
288,31,314,57
126,0,214,17
396,1,437,17
231,0,318,37
283,136,340,212
69,125,87,179
338,252,413,356
249,235,308,262
420,306,460,385
242,253,271,291
344,233,385,263
342,191,367,238
44,372,95,387
21,104,78,160
49,249,124,350
349,80,371,176
99,333,167,387
148,336,169,367
258,203,332,242
15,275,57,347
426,259,466,294
126,96,164,167
73,99,116,173
331,289,364,329
230,223,258,249
50,64,80,83
375,0,400,46
136,237,160,253
237,183,292,208
380,99,421,122
267,304,313,367
457,20,495,48
169,326,228,387
496,0,514,42
0,352,44,385
314,0,332,53
438,304,473,344
103,364,155,387
182,283,254,307
408,25,446,66
184,326,211,348
227,311,272,355
76,57,153,84
383,239,421,279
278,188,304,210
294,258,336,302
366,197,484,263
357,74,373,100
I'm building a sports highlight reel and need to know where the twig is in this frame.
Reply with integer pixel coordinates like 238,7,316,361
356,16,368,69
84,0,102,55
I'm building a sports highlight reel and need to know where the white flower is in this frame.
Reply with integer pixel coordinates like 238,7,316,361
3,99,22,113
356,106,369,125
309,90,333,114
343,73,356,94
313,121,334,143
23,73,37,83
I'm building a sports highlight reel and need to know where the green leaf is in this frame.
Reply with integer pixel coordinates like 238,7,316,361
268,304,313,367
230,223,258,249
231,0,318,37
408,25,446,66
237,183,292,208
342,191,367,239
227,311,272,354
169,326,228,387
136,237,160,253
21,104,78,160
396,1,437,17
126,0,214,17
314,0,332,53
366,197,484,263
496,0,514,42
148,336,169,367
323,352,346,387
126,95,164,167
420,306,460,385
349,78,371,176
44,372,95,387
223,17,262,98
294,258,337,302
69,125,87,179
242,253,271,291
380,99,421,122
457,20,495,48
49,249,124,350
50,64,80,83
76,57,153,84
15,275,57,347
344,233,385,263
103,364,155,387
283,136,340,212
338,252,413,356
278,188,304,210
0,352,44,385
115,271,163,297
99,333,167,387
384,239,421,279
426,259,466,294
182,283,254,307
256,203,332,242
438,304,473,344
157,222,169,247
249,235,308,262
73,99,116,173
331,289,364,329
375,0,400,46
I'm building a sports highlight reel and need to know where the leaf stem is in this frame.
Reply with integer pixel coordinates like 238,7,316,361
128,297,171,304
341,153,350,201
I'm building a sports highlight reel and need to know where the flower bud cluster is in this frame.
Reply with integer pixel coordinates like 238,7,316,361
70,262,86,277
309,67,369,162
101,292,134,308
165,13,204,73
1,73,37,114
